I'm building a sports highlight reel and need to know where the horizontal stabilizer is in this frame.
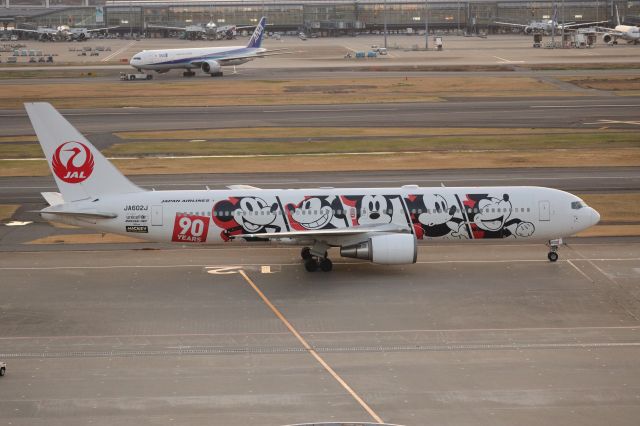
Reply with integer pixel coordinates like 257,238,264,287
40,208,118,219
41,192,64,206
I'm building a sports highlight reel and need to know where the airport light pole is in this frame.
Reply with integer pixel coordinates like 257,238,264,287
424,0,429,49
383,0,387,49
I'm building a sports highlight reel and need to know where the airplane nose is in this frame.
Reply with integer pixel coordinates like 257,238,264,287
591,208,601,226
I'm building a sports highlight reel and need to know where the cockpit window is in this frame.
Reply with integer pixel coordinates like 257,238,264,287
133,57,142,60
571,201,586,210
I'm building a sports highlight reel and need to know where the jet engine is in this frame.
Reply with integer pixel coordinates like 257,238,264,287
524,26,534,35
201,60,222,76
340,233,417,265
602,33,613,44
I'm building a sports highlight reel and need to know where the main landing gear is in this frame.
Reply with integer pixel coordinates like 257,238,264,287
301,246,333,272
183,71,196,77
547,238,562,262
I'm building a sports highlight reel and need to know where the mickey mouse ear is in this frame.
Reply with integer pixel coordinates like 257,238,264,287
503,194,509,202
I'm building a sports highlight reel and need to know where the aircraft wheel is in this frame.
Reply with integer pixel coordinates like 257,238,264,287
548,251,559,262
319,258,333,272
0,367,5,376
301,247,312,260
304,258,318,272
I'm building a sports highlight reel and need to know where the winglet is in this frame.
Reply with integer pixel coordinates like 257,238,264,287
247,17,266,49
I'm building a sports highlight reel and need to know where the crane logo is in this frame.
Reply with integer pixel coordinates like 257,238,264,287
52,141,95,183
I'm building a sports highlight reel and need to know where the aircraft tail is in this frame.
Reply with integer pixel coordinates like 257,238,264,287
615,4,621,27
247,17,266,49
552,4,558,24
25,102,144,203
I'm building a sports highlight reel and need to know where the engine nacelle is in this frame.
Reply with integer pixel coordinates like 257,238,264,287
524,26,534,35
201,60,221,75
602,33,613,44
340,233,417,265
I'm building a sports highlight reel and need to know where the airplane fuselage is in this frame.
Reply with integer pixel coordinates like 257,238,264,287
130,46,265,71
44,186,599,246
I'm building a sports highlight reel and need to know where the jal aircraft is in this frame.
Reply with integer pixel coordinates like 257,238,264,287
26,103,600,272
130,16,280,77
495,6,606,35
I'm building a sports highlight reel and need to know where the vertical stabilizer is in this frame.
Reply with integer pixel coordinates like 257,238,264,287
25,102,144,202
247,17,266,49
615,4,621,27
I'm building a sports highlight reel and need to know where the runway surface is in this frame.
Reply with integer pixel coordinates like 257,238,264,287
1,241,640,425
2,97,640,135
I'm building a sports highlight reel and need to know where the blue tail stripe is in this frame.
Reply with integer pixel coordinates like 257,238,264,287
247,17,266,49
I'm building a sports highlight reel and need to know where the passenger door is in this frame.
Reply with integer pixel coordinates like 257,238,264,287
539,200,550,221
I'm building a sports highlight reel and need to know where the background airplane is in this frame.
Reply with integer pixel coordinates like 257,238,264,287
13,24,118,41
130,17,286,77
147,20,259,40
25,102,600,272
495,5,606,35
596,6,640,44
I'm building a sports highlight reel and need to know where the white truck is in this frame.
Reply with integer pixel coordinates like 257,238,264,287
0,361,5,376
119,72,153,81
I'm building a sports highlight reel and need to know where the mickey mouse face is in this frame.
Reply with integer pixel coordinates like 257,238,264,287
291,197,333,230
359,195,392,225
236,197,278,232
473,194,512,231
419,194,455,227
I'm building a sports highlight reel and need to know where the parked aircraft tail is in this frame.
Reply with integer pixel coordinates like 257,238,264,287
615,4,621,27
247,16,266,49
25,102,144,203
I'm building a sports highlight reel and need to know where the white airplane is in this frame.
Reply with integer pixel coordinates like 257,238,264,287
148,20,258,40
495,6,606,35
26,103,600,272
597,6,640,44
14,25,117,41
130,17,281,77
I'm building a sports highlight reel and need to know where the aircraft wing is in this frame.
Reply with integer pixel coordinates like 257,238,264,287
14,28,53,34
86,26,119,33
230,224,411,242
215,50,291,64
147,24,189,32
562,20,608,29
226,185,262,190
493,21,528,29
594,26,624,35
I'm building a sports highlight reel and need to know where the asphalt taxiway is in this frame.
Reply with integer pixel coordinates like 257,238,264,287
1,241,640,425
2,97,640,135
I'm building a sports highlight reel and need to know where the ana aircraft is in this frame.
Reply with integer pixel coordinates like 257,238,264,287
597,6,640,44
26,103,600,272
130,17,281,77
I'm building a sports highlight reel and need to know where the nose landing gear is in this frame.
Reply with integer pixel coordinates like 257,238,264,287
547,238,562,262
301,246,333,272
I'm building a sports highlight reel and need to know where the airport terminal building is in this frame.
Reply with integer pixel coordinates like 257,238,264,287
1,0,639,35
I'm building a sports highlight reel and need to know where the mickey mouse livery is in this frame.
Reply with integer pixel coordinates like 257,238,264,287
27,103,601,272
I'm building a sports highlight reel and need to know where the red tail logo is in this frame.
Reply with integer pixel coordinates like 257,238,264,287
52,141,94,183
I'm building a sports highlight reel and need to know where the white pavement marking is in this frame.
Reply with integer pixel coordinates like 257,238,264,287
238,270,384,424
567,259,594,283
3,258,640,271
102,41,136,62
583,119,640,126
2,325,640,341
493,55,525,63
